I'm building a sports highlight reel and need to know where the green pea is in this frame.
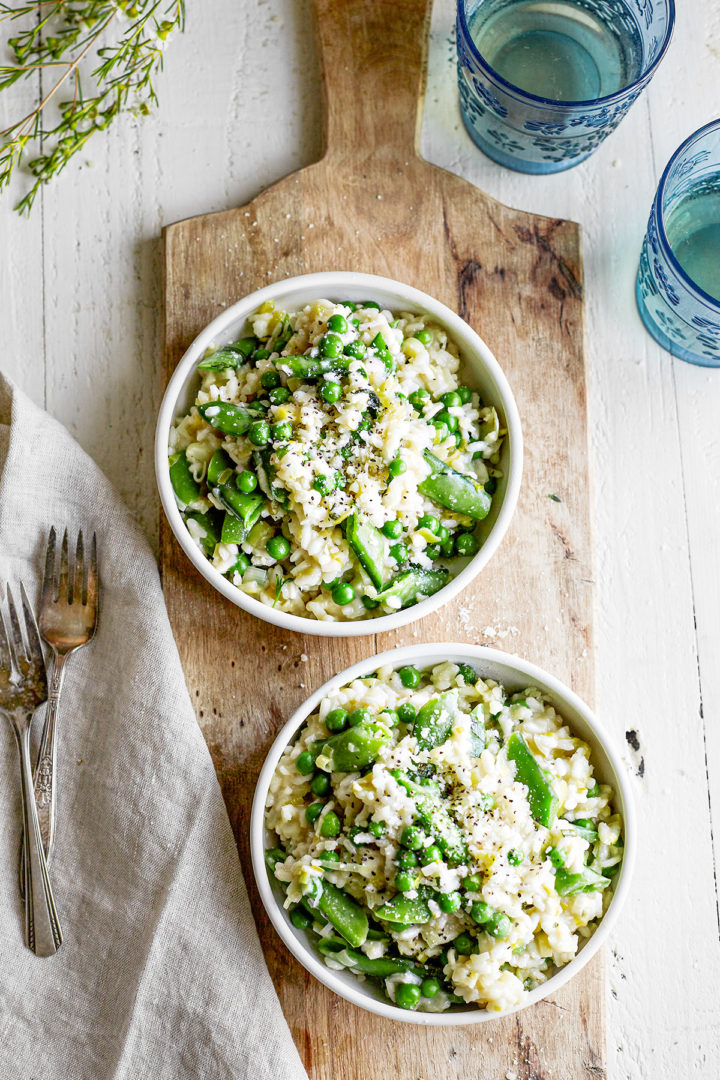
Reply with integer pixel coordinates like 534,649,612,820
347,706,370,728
433,419,448,437
421,976,440,998
486,911,512,939
379,709,398,728
253,348,271,361
395,871,418,893
313,474,334,497
455,532,480,557
266,534,291,561
586,783,600,798
265,847,286,873
396,850,418,870
344,302,357,313
508,849,524,866
368,820,387,838
395,983,421,1010
418,513,440,534
414,329,432,345
271,420,293,443
310,773,330,797
398,665,422,689
457,663,478,685
464,873,483,892
305,802,324,824
484,476,498,495
382,519,403,539
332,582,355,606
261,370,281,390
343,340,366,360
358,300,381,310
326,708,349,732
290,906,313,930
397,703,417,724
409,388,430,409
388,457,407,478
435,409,458,432
390,543,408,564
269,386,291,405
437,891,461,913
470,900,492,925
361,595,379,610
296,751,315,775
457,385,472,404
327,314,348,334
440,535,455,557
400,825,425,850
319,811,341,838
440,391,461,408
421,845,442,865
453,933,475,955
320,850,340,864
236,470,257,493
320,333,342,358
320,381,342,404
248,420,270,446
425,544,441,559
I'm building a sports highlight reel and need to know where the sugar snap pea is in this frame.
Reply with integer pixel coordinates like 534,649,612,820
316,941,422,978
198,401,253,436
208,448,235,486
506,732,559,828
213,484,264,542
374,894,433,925
418,450,491,520
345,512,390,589
169,452,201,507
374,565,449,609
279,354,353,379
413,690,459,751
554,866,609,896
309,880,368,947
197,337,258,370
567,819,599,843
320,720,392,773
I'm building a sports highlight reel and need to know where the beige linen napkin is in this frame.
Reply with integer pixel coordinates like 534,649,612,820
0,373,308,1080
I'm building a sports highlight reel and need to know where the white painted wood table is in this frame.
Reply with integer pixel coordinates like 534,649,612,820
2,1,719,1075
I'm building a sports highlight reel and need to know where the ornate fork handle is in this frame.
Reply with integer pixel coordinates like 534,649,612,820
11,708,63,956
33,652,66,856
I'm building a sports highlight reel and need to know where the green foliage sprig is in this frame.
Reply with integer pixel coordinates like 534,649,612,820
1,0,185,214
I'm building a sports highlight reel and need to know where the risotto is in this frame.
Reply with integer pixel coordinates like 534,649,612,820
264,661,623,1013
168,298,504,620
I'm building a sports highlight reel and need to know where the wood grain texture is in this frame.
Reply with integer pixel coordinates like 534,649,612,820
161,1,600,1076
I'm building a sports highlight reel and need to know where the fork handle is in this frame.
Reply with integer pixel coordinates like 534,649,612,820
33,651,66,858
15,719,63,956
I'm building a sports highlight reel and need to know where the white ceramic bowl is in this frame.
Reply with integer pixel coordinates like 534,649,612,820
155,272,522,636
250,643,635,1025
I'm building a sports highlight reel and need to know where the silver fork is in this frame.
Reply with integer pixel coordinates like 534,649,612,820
29,528,99,866
0,583,63,956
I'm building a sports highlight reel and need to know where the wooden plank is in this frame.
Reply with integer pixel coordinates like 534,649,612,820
160,1,601,1076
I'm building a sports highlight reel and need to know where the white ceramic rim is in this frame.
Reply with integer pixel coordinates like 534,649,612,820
250,643,636,1026
155,272,523,637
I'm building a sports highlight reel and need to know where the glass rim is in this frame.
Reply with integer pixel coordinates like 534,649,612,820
457,0,676,110
654,117,720,310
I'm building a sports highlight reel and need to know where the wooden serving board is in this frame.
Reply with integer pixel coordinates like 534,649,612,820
160,1,601,1076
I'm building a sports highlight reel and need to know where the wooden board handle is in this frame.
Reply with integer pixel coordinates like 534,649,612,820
313,0,432,162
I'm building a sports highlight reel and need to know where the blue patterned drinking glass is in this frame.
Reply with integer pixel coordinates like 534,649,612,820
636,120,720,367
456,0,675,174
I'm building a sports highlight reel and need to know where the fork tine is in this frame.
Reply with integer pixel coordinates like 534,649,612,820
41,526,58,607
74,530,85,605
58,528,70,605
6,585,26,666
0,585,14,674
85,532,98,615
20,582,45,670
